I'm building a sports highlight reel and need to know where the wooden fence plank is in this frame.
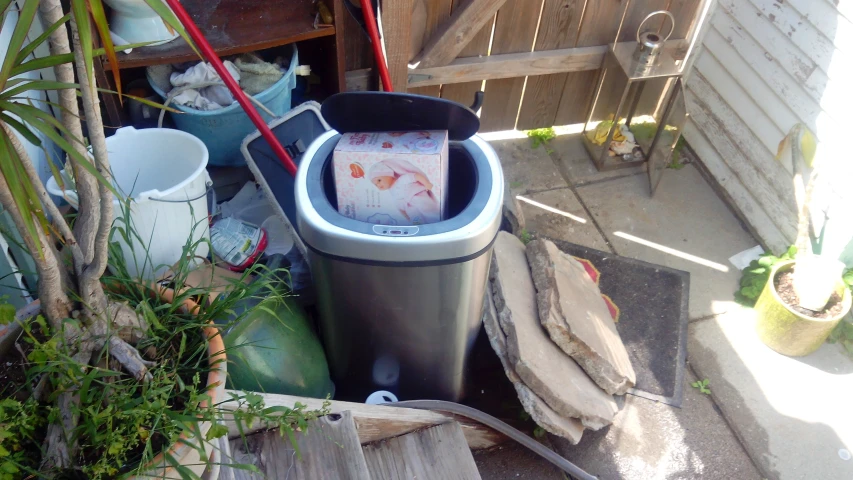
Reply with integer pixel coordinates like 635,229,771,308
411,0,455,60
345,8,374,72
554,0,622,125
478,0,544,131
408,46,606,87
516,0,584,129
416,0,508,69
410,0,454,97
440,0,494,108
381,0,415,91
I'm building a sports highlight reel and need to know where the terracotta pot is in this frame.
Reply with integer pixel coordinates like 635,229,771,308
755,260,852,356
0,290,226,479
130,287,226,479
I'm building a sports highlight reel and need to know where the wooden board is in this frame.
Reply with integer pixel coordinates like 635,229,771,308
784,0,853,52
440,0,495,109
410,0,453,61
704,21,818,135
408,46,606,87
747,0,839,76
344,3,374,72
683,120,791,253
416,0,509,69
223,411,370,480
363,422,482,480
715,0,816,85
686,71,798,239
478,0,544,132
409,0,454,97
554,0,623,125
516,0,585,129
692,48,783,154
219,391,505,450
381,0,415,91
111,0,335,69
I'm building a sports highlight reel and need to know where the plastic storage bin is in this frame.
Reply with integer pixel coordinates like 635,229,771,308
147,44,298,166
47,127,211,279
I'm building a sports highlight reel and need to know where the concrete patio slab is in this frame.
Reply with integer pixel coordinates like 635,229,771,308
549,134,646,186
689,308,853,480
575,165,755,319
473,440,565,480
489,138,566,195
551,368,761,480
516,188,610,251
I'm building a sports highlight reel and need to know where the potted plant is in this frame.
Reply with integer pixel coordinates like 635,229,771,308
0,2,327,477
754,124,852,356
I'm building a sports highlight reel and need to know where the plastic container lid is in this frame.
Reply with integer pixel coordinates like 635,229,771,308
320,92,480,140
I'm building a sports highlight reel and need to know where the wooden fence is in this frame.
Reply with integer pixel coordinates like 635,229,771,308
345,0,703,132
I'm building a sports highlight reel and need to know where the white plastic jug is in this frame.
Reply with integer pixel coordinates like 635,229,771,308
47,127,210,279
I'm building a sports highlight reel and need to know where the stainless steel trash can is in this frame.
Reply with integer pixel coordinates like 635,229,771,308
294,92,504,401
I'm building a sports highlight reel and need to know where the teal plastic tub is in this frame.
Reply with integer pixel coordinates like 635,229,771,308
147,44,297,166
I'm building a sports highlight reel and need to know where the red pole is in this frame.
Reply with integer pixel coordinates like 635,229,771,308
359,0,393,92
163,0,298,177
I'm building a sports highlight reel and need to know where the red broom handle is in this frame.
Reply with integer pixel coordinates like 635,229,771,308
163,0,298,176
359,0,393,92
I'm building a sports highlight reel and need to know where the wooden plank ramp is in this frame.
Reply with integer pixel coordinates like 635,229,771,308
219,391,505,449
362,422,482,480
222,411,371,480
220,411,483,479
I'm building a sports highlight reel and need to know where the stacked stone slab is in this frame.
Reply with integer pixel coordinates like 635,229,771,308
482,285,585,444
484,232,635,441
526,239,636,395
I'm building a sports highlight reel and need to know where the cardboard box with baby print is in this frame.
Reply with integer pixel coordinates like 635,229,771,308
332,130,449,227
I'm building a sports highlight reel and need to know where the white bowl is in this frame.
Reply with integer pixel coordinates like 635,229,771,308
105,0,179,46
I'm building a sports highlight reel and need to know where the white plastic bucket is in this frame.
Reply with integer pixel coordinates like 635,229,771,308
47,127,210,279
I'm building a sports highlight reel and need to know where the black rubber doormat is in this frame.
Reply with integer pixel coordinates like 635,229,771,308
547,238,690,407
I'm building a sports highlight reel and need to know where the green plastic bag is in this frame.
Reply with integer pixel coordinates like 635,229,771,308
224,295,335,398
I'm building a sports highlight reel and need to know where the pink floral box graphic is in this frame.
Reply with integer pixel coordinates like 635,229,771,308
332,131,449,226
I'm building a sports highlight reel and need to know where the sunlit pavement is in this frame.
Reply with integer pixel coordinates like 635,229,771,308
481,132,851,479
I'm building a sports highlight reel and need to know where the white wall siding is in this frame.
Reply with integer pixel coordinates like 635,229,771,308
684,0,853,256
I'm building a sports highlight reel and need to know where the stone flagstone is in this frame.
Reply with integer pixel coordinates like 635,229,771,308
481,284,585,444
526,239,636,395
491,232,618,430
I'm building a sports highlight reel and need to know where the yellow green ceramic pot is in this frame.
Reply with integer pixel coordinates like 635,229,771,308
755,260,851,356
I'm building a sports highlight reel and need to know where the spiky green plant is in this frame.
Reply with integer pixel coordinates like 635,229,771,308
0,0,302,476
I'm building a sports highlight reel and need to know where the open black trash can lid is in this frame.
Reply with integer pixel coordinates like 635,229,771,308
321,92,480,140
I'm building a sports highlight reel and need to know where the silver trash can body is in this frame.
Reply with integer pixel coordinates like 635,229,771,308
296,130,503,401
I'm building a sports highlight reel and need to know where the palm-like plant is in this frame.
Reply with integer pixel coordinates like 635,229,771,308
775,123,846,311
0,0,194,470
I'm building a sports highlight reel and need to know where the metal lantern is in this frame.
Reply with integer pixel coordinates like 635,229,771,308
582,10,690,195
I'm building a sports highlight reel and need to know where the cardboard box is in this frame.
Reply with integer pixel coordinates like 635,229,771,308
333,131,448,225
